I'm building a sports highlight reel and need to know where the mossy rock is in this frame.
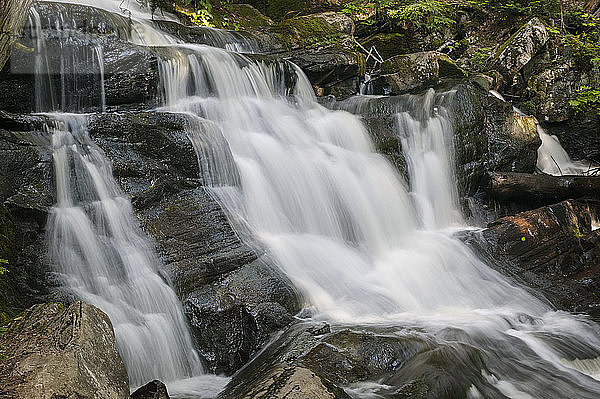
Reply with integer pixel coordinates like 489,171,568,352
375,52,466,95
271,13,346,49
211,4,273,30
361,33,412,60
492,17,549,83
0,206,17,324
244,0,310,20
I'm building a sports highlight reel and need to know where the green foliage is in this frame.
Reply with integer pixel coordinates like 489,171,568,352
472,47,492,68
343,0,455,32
468,0,561,17
569,86,600,115
565,32,600,70
178,0,216,27
389,0,455,32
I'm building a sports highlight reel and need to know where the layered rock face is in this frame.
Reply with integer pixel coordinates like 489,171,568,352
0,302,129,399
462,200,600,318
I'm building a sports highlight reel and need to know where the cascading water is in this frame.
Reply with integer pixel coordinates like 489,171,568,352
45,114,203,389
26,2,229,394
155,41,600,397
537,126,596,175
27,0,600,397
490,91,595,176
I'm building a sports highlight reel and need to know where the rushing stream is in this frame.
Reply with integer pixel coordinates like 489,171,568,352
27,0,600,397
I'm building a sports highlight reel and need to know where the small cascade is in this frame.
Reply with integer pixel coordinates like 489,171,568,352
395,90,463,229
537,126,596,175
26,6,107,112
45,114,203,389
488,90,596,176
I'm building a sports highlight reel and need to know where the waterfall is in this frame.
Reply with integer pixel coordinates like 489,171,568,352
154,35,600,397
537,126,596,175
396,90,463,229
45,114,203,389
28,0,600,397
490,91,595,176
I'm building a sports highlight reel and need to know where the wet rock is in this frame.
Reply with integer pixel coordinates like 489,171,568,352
219,322,507,399
362,115,408,179
463,200,600,318
0,301,129,399
185,256,300,374
444,83,488,195
370,52,466,95
89,110,302,374
484,95,541,173
142,188,259,296
130,380,170,399
89,111,199,197
0,112,53,320
492,18,549,87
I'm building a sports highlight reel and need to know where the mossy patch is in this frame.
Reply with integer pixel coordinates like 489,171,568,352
211,4,273,30
361,33,412,60
245,0,310,20
271,14,345,49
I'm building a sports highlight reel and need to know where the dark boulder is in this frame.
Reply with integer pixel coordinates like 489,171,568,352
0,301,130,399
185,256,300,374
219,322,507,399
130,380,170,399
369,52,466,96
89,111,199,196
483,96,540,174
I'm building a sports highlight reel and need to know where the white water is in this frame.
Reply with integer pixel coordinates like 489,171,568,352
396,91,463,229
45,114,203,389
31,0,600,397
488,90,595,176
537,126,596,175
150,33,600,397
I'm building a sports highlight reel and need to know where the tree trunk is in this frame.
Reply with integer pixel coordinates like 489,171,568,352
0,0,34,72
488,172,600,203
587,0,600,17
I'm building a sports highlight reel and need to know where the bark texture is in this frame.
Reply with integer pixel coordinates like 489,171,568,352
0,0,33,72
489,172,600,203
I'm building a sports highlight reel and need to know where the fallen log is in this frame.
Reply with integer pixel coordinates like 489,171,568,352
488,172,600,203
